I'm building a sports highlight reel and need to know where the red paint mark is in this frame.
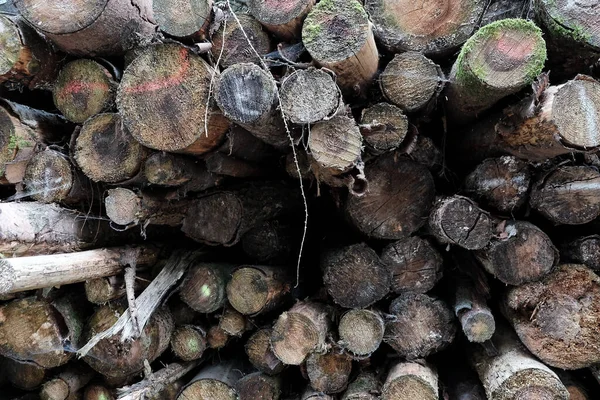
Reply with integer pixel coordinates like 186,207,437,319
263,0,297,12
495,35,535,63
57,81,109,98
124,47,191,94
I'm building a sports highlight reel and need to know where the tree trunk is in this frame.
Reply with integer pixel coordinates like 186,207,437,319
1,357,46,391
338,309,384,358
341,372,380,400
170,325,207,362
562,235,600,270
236,372,281,400
474,220,558,286
379,52,444,114
384,293,456,359
227,265,292,315
322,243,391,308
302,0,378,95
380,236,444,294
153,0,212,39
179,263,236,313
40,365,94,400
104,188,188,227
177,359,243,400
381,361,438,400
245,328,285,376
503,264,600,369
118,43,229,153
306,347,353,394
359,103,408,155
271,301,332,365
249,0,314,40
14,0,157,56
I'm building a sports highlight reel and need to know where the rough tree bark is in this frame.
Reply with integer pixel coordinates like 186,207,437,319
381,361,438,400
338,309,384,358
227,265,292,315
249,0,314,40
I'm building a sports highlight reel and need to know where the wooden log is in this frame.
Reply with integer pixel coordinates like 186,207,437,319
280,68,341,125
503,264,600,369
562,235,600,270
0,245,158,295
384,293,456,359
153,0,212,39
53,59,117,124
530,165,600,225
322,243,391,308
82,305,173,378
338,309,384,358
207,325,230,349
236,372,281,400
359,103,408,155
0,295,85,368
84,385,114,400
204,151,269,178
14,0,157,56
380,236,443,294
404,134,443,172
379,52,445,114
179,263,236,313
365,0,486,56
85,275,129,305
464,156,532,215
474,220,558,286
227,265,292,315
448,18,547,121
118,44,229,153
104,188,188,227
341,372,381,400
345,154,435,240
454,277,495,343
215,63,288,149
428,195,493,250
245,328,285,376
381,361,438,400
302,0,378,94
1,357,46,391
242,221,294,263
0,15,60,90
470,327,569,400
271,301,332,365
181,182,301,246
555,371,591,400
302,387,333,400
177,360,243,400
211,14,272,69
218,305,250,338
306,347,352,394
249,0,314,40
144,152,220,192
170,325,207,361
40,365,94,400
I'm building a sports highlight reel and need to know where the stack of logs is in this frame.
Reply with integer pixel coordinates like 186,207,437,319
1,0,600,399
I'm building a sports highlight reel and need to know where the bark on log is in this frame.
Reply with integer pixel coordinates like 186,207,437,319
302,0,378,94
384,293,456,359
14,0,157,56
379,52,444,114
345,154,435,240
380,236,443,294
40,365,94,400
227,265,292,315
177,359,243,400
454,277,495,343
53,60,117,124
118,44,229,153
271,301,332,365
322,243,391,308
381,361,438,400
170,325,207,361
464,156,532,215
144,152,220,192
179,263,236,313
338,309,384,358
445,19,546,123
503,264,600,369
153,0,212,39
236,372,281,400
341,372,380,400
359,103,408,154
530,165,600,225
84,385,114,400
245,328,285,376
249,0,314,40
241,221,294,263
306,347,352,394
104,188,188,227
562,235,600,270
1,357,46,391
474,220,558,286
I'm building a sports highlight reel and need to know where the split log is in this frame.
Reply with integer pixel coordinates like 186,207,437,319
104,188,188,227
53,60,117,124
211,14,272,69
153,0,212,39
345,154,435,240
338,309,384,358
562,235,600,270
302,0,378,94
0,245,158,295
428,195,492,250
271,301,332,365
242,221,294,263
381,361,438,400
249,0,314,40
341,373,380,400
14,0,157,56
177,359,243,400
170,325,207,361
118,43,229,153
245,328,285,376
179,263,236,313
380,236,443,294
143,152,220,192
1,357,46,391
379,52,444,114
503,264,600,369
227,265,292,315
0,15,59,90
322,243,391,308
40,365,94,400
359,103,408,154
530,165,600,225
464,156,532,214
280,68,341,125
219,304,251,338
453,277,495,343
474,220,558,286
445,19,547,123
236,372,281,400
470,327,569,400
84,385,114,400
306,347,353,394
384,293,456,359
215,63,288,149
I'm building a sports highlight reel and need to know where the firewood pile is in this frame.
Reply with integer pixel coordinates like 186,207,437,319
1,0,600,399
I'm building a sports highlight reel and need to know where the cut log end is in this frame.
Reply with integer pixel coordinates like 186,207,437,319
309,115,363,175
153,0,212,38
360,103,408,154
83,385,114,400
23,148,73,204
178,380,238,400
40,379,70,400
306,349,353,394
249,0,314,40
179,263,232,313
227,267,270,315
382,362,438,400
246,328,285,375
105,188,142,226
553,79,600,149
0,15,25,75
171,325,207,361
338,309,384,357
236,372,281,400
459,307,496,343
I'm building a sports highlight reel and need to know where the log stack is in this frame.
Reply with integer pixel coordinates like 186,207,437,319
1,0,600,399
